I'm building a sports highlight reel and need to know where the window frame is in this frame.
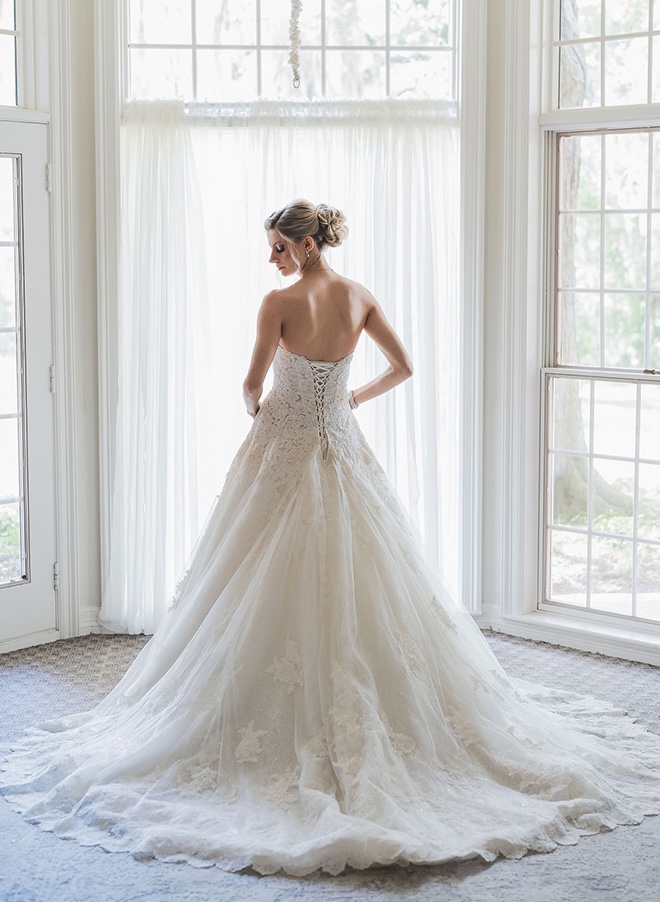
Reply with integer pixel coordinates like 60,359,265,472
121,0,459,104
537,118,660,635
489,0,660,665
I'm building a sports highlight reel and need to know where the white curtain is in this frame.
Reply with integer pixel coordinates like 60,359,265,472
102,99,459,633
100,102,220,633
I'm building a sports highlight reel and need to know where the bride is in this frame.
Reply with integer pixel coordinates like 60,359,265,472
2,199,660,876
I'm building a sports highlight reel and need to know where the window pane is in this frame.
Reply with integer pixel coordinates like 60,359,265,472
653,36,660,103
560,0,601,41
390,50,451,100
592,457,634,536
604,132,648,210
651,295,660,368
0,156,15,240
560,134,601,211
129,0,192,44
639,382,660,460
129,48,193,100
0,247,16,329
550,453,590,528
0,502,21,583
196,0,256,46
559,42,600,108
0,0,14,30
0,331,17,415
548,378,591,454
650,214,660,288
557,291,601,366
325,50,386,98
638,464,660,540
637,543,660,619
652,133,660,206
604,38,649,106
196,49,257,102
326,0,386,46
0,34,16,106
548,529,588,605
603,213,646,291
0,417,19,499
591,536,633,615
260,0,322,45
605,0,650,34
261,50,322,100
390,0,451,47
592,380,636,458
559,213,601,289
603,293,645,368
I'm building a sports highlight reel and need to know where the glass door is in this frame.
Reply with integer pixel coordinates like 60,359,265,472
0,118,57,646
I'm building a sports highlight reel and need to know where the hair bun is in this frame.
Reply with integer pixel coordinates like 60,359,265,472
316,204,349,248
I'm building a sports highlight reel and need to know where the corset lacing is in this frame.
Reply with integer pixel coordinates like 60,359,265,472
307,359,341,461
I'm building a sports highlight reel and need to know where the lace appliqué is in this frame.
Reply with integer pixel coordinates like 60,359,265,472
329,662,364,778
380,710,416,756
174,759,218,794
266,639,303,694
445,705,484,750
263,765,300,809
431,594,458,632
235,721,268,763
399,634,424,676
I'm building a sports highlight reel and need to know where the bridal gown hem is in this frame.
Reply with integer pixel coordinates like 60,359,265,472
2,344,660,877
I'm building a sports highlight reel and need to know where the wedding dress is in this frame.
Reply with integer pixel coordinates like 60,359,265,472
2,344,660,876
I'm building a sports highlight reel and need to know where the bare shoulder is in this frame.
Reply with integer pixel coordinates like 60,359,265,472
334,274,376,308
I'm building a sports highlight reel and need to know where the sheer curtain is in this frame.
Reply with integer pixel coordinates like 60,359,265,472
101,99,459,633
100,102,220,633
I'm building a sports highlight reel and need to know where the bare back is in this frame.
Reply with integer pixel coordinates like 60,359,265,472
278,271,370,362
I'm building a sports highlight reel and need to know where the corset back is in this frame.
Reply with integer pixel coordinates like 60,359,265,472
262,346,354,459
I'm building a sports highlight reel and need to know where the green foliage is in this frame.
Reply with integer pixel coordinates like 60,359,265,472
0,506,21,583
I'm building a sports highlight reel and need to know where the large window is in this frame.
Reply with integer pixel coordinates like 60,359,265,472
102,2,464,631
126,0,457,102
543,1,660,625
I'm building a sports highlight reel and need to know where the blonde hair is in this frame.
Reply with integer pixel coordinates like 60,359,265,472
264,199,348,249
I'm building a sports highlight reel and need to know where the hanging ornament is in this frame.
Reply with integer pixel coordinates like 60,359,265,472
289,0,302,88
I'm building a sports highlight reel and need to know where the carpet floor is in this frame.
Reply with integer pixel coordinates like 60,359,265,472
1,631,659,902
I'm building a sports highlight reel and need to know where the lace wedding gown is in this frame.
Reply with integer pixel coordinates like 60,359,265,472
2,345,660,875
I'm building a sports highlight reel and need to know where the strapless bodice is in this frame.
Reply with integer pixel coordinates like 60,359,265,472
258,345,354,460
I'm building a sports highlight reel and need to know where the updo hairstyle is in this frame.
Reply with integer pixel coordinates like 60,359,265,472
264,199,349,250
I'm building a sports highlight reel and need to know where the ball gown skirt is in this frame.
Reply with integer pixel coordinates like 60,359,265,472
2,345,660,876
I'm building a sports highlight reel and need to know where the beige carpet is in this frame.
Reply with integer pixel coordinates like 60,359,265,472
1,631,659,901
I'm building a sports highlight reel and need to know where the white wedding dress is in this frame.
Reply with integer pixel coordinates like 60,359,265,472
2,344,660,875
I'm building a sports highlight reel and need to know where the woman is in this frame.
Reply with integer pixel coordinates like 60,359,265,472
2,200,660,876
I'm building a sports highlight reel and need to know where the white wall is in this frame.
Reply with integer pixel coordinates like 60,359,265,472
59,0,101,630
482,1,508,622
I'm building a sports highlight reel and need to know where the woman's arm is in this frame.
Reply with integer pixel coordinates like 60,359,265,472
351,300,413,406
242,292,283,417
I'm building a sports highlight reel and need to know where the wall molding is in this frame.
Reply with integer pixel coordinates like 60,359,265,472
47,0,79,639
94,0,123,632
458,0,487,614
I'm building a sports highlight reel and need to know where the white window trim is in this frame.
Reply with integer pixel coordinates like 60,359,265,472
0,1,84,647
486,0,660,666
94,0,488,622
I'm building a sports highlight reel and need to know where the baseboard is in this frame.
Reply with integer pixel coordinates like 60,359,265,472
492,611,660,667
0,629,62,654
78,604,113,634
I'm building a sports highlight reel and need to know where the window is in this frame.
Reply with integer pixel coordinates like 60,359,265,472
543,1,660,625
556,0,660,107
0,1,17,105
0,153,25,585
126,0,457,102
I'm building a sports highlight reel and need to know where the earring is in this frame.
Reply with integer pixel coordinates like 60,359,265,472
305,250,310,258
